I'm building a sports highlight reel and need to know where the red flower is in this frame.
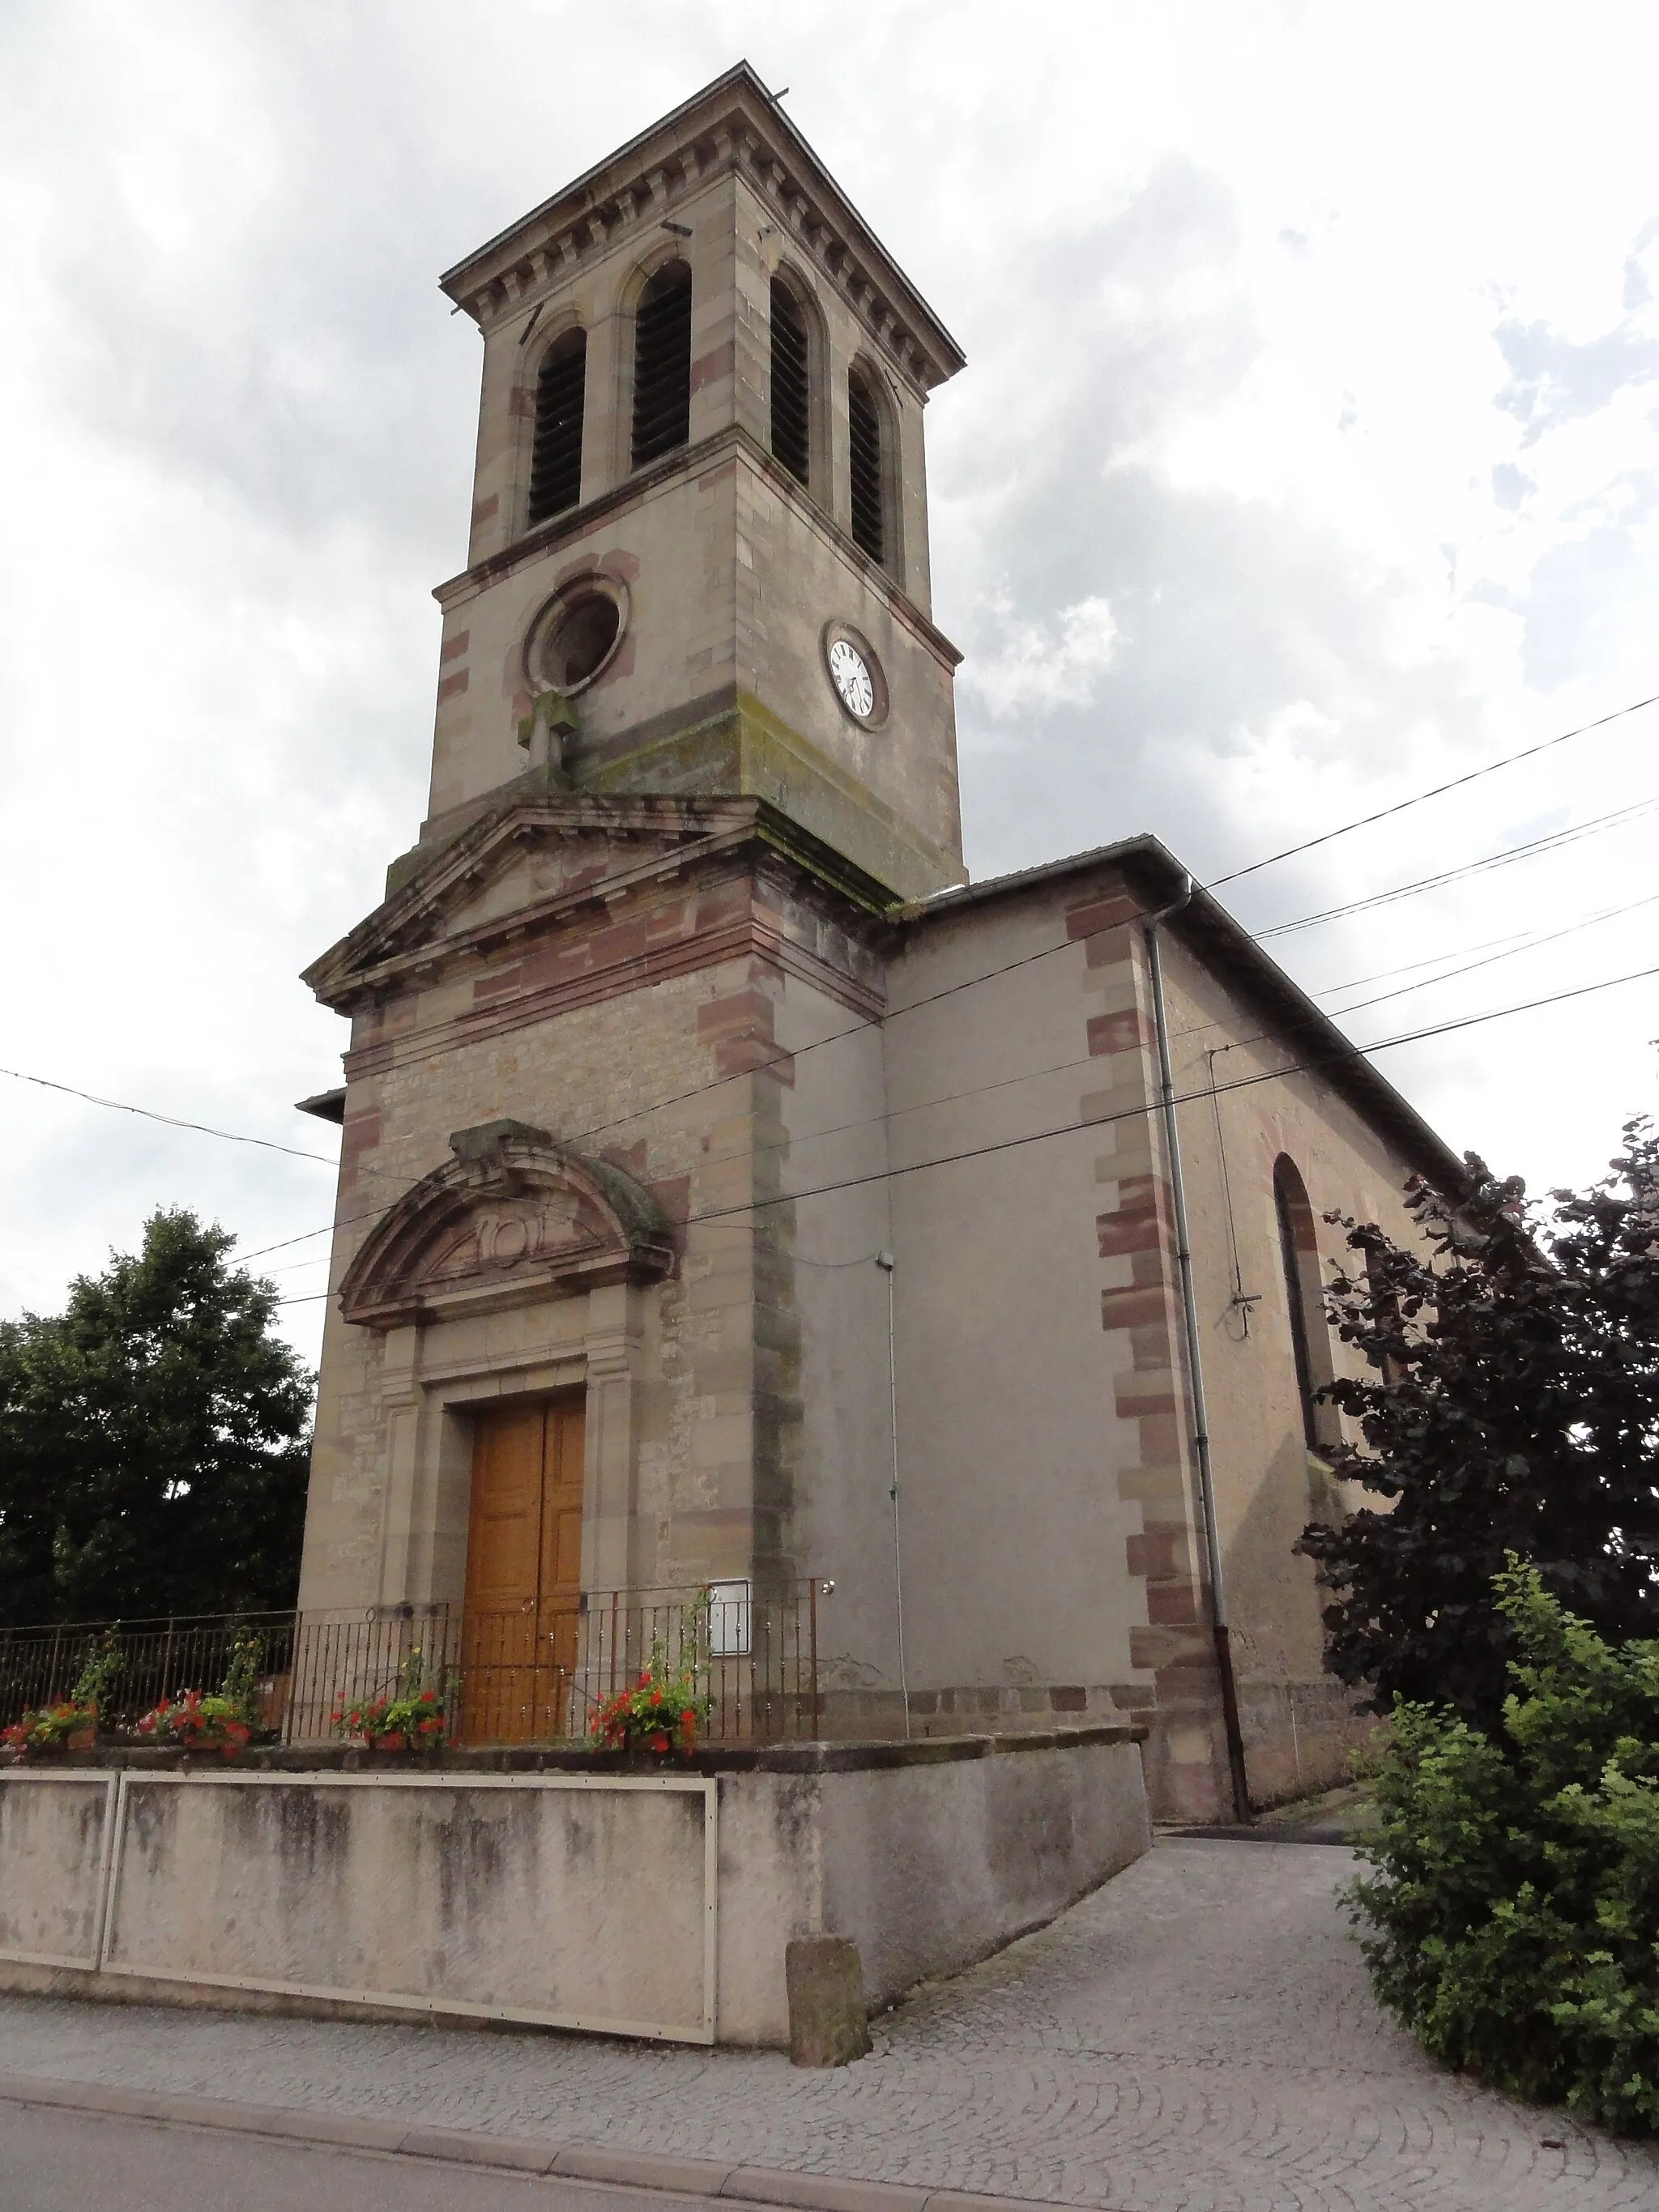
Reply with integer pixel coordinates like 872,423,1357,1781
649,1732,669,1753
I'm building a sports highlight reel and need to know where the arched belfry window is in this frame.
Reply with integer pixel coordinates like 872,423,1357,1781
526,329,586,527
847,364,885,565
770,275,811,488
630,260,693,469
1273,1156,1339,1453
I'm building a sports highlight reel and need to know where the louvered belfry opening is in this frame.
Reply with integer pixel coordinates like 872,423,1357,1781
526,330,587,526
630,261,693,469
769,276,811,487
847,366,885,565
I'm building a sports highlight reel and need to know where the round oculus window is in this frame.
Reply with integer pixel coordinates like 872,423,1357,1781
524,575,629,697
821,620,888,728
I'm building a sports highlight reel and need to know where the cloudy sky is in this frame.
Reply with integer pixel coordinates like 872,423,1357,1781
3,0,1657,1368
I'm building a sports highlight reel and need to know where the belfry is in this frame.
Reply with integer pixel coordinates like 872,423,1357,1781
296,62,1461,1820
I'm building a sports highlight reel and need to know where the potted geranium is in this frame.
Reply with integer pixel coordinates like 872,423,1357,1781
1,1631,125,1758
135,1689,251,1758
334,1686,446,1751
2,1702,99,1758
589,1645,709,1757
333,1648,447,1752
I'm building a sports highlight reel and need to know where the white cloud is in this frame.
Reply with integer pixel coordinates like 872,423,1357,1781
963,595,1119,720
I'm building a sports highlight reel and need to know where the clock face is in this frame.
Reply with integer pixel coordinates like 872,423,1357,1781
827,637,876,721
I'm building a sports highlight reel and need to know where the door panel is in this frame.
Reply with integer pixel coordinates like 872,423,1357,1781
540,1398,586,1690
458,1395,586,1744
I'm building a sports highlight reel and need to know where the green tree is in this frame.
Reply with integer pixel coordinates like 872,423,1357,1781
1297,1119,1659,1727
0,1208,313,1624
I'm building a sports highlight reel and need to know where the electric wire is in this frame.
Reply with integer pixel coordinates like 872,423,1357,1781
19,692,1659,1272
1320,889,1659,1024
252,868,1659,1275
270,956,1659,1306
1205,689,1659,889
421,782,1659,1167
1252,794,1659,940
0,1068,346,1171
249,863,1659,1274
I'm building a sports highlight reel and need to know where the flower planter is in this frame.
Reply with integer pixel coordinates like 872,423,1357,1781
135,1692,252,1759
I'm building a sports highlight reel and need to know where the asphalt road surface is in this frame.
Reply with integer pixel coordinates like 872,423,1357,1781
0,2102,713,2212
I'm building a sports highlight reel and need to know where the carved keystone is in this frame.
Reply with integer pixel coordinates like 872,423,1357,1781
449,1119,553,1171
785,1936,871,2068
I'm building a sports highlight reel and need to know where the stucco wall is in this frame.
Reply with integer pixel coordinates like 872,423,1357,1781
1145,923,1430,1805
0,1729,1148,2048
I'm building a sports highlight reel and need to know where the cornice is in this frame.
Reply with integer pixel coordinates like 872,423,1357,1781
437,62,964,396
304,793,899,1015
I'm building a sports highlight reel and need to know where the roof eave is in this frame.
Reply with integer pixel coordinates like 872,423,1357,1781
436,60,966,379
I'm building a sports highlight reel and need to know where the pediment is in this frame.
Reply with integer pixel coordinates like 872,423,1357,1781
446,834,683,937
339,1120,674,1330
303,793,762,1011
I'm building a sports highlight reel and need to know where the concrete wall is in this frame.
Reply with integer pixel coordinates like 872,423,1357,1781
0,1728,1148,2048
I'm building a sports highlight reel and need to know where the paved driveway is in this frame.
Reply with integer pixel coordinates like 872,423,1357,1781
0,1839,1653,2212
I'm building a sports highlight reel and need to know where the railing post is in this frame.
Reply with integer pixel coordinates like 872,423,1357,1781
808,1575,819,1741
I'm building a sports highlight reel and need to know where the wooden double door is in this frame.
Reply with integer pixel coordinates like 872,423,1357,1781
458,1395,586,1745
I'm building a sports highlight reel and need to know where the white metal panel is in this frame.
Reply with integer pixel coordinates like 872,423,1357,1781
0,1770,120,1971
94,1768,719,2044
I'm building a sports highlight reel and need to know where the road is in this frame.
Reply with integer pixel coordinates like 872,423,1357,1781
0,2101,722,2212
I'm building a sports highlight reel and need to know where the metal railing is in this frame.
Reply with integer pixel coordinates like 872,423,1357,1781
0,1581,820,1750
0,1613,296,1735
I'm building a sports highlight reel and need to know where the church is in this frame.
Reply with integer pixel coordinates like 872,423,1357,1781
294,62,1461,1824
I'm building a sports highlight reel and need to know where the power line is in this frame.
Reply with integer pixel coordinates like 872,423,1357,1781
1320,889,1659,1024
445,782,1659,1166
665,957,1659,1230
271,956,1659,1307
1252,794,1659,940
26,697,1659,1263
1205,689,1659,889
1307,920,1566,998
251,816,1659,1267
0,1068,344,1170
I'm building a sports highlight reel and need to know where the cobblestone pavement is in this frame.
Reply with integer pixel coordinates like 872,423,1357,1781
2,1839,1655,2212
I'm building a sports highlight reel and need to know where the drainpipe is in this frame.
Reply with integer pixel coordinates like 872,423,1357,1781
1144,876,1252,1824
875,1250,911,1737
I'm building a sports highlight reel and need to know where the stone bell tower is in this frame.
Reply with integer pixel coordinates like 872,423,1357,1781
294,65,967,1664
413,60,967,905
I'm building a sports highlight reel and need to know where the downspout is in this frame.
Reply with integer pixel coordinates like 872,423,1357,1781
1144,877,1252,1824
875,1249,911,1738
